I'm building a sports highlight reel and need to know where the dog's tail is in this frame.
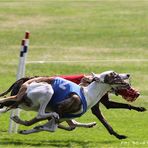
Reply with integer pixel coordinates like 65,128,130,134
0,77,35,97
0,83,16,97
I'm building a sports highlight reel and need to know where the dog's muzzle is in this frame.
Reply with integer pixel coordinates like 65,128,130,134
116,87,140,102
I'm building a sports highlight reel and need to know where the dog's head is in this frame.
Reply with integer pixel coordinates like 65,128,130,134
92,71,140,102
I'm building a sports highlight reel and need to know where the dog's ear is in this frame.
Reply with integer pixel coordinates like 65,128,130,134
91,72,95,78
91,72,100,82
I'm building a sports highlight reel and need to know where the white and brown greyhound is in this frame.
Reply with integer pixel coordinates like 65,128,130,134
0,71,146,139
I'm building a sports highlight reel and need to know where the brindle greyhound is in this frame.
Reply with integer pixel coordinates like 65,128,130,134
0,75,97,132
0,71,146,139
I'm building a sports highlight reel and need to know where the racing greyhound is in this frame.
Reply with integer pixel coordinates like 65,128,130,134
0,71,146,139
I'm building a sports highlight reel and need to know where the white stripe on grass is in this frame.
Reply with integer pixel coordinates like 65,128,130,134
27,59,148,64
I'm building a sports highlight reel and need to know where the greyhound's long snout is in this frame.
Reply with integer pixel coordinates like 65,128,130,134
119,74,130,80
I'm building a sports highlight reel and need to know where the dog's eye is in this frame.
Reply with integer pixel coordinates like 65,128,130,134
110,73,114,76
108,73,113,78
109,72,116,78
114,74,119,77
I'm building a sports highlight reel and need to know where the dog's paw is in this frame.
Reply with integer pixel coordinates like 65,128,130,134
137,107,147,112
66,125,76,131
18,130,27,134
88,122,97,128
69,126,76,131
18,129,37,135
116,134,127,140
52,112,60,120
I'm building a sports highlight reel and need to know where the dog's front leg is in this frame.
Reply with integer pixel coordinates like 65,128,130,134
91,103,127,140
100,94,146,112
102,100,146,112
101,96,146,112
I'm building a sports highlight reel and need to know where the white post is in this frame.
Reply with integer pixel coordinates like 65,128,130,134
8,31,30,133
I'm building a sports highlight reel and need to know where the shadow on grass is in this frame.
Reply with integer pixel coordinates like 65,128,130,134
0,138,116,147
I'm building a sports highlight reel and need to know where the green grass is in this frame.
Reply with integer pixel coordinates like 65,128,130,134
0,0,147,147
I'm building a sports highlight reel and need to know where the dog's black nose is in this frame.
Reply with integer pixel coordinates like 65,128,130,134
127,74,130,78
136,92,140,98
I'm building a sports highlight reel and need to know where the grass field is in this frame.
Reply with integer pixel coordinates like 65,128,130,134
0,0,148,147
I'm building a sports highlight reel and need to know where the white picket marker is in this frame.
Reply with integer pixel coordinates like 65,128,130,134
9,31,30,133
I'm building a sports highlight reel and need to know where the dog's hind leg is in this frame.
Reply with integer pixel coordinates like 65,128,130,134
10,82,60,131
66,120,96,129
11,116,46,126
26,83,59,120
26,83,59,131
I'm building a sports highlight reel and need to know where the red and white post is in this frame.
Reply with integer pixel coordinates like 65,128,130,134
9,31,30,133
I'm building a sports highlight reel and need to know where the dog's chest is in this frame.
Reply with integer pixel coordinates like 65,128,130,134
83,83,111,109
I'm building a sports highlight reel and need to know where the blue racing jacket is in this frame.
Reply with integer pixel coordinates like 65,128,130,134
49,77,87,118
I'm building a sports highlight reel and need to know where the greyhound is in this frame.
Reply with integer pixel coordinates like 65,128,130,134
0,71,146,139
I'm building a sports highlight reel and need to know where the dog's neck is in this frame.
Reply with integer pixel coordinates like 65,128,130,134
83,81,111,109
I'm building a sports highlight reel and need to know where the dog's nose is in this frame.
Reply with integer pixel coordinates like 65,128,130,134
136,92,140,98
127,74,130,78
